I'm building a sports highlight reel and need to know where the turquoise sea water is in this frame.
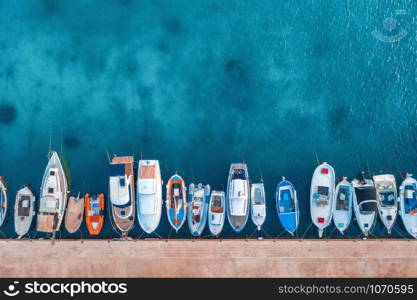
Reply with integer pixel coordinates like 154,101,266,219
0,0,415,239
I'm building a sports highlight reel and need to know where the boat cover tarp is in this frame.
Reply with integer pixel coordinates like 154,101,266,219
110,164,125,177
355,187,377,202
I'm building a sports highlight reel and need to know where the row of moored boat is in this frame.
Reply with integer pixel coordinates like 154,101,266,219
1,154,416,239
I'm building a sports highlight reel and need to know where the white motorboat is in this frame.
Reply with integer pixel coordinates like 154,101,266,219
208,190,225,236
352,172,378,237
373,174,398,233
250,182,266,230
399,173,417,239
226,163,250,233
136,160,162,234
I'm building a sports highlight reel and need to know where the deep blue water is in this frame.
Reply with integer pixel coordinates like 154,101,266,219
0,0,415,239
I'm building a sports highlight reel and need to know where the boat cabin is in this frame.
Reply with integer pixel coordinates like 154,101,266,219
109,164,131,207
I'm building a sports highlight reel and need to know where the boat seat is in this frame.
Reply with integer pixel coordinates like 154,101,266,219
22,200,29,208
174,188,180,197
317,186,329,196
211,206,223,213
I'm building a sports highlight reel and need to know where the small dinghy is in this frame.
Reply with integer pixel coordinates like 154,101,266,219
276,177,299,235
208,191,225,236
251,182,266,230
0,176,7,227
85,193,105,235
399,173,417,239
226,163,250,233
37,151,68,234
332,177,353,234
109,156,135,237
373,174,398,234
166,173,187,232
14,185,35,237
187,183,210,236
64,193,84,234
310,162,335,238
352,172,378,237
136,160,162,234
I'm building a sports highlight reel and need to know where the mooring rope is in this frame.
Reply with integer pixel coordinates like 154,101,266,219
276,229,287,239
301,223,314,239
392,226,407,239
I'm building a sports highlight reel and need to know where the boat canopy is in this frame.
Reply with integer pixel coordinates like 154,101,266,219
110,164,125,177
109,176,130,206
355,187,376,202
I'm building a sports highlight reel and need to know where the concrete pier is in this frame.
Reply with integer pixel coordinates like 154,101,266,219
0,239,415,277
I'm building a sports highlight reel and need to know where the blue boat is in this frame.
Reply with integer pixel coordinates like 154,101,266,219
275,177,299,235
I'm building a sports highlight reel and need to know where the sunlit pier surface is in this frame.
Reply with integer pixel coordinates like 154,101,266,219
0,239,416,277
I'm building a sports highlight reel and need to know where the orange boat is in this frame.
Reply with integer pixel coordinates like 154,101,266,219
84,193,105,235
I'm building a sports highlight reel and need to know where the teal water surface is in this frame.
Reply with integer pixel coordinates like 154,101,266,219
0,0,415,239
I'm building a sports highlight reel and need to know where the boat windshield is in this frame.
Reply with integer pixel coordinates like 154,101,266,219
232,169,246,180
380,192,396,207
359,200,377,214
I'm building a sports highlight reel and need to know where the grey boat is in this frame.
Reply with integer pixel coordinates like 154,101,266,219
14,185,36,237
226,163,250,233
187,183,210,236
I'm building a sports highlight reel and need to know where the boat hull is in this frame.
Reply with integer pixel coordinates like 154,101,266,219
352,176,377,237
276,179,299,235
64,194,84,234
14,185,35,237
0,177,7,227
251,183,266,230
208,191,225,236
332,179,353,234
109,156,135,237
399,175,417,239
226,163,250,233
373,174,398,233
37,151,68,234
187,183,210,236
136,160,162,234
166,174,187,232
310,162,335,238
85,193,105,235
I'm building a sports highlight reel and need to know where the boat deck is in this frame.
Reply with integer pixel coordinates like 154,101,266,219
0,239,416,277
